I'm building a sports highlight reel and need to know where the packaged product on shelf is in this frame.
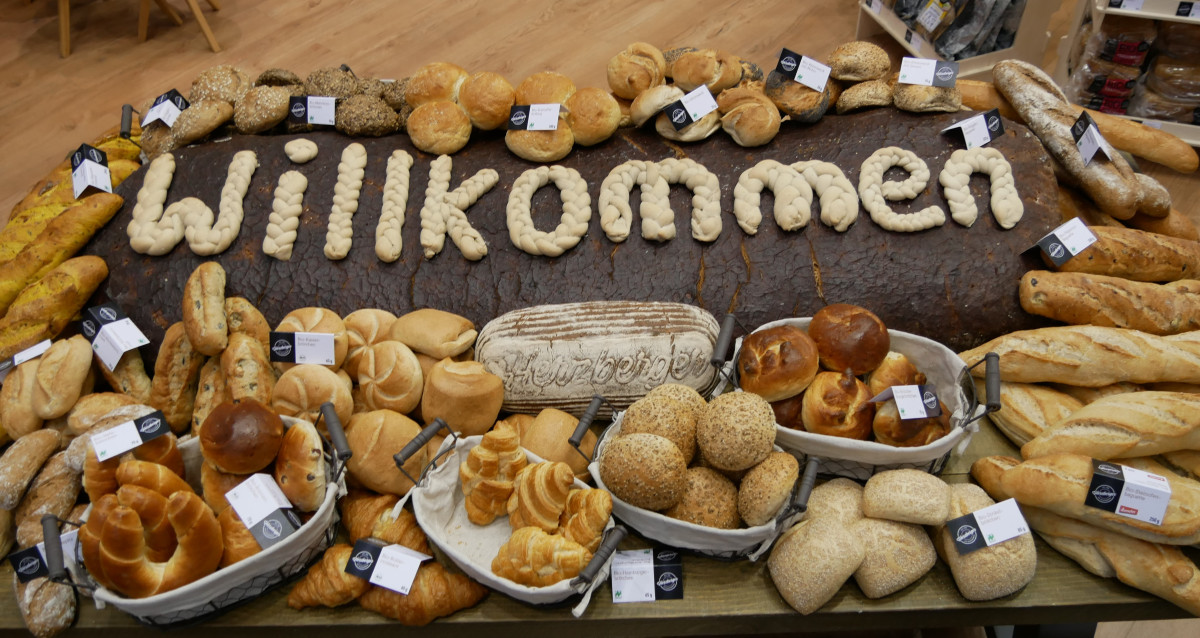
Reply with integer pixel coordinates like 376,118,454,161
912,0,963,43
1156,22,1200,59
1067,57,1141,99
1082,15,1157,68
1129,82,1200,125
934,0,1029,61
1146,56,1200,104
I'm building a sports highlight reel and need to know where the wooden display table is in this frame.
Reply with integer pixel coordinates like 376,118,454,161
0,420,1191,636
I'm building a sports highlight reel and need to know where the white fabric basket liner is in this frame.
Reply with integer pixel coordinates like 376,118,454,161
409,435,616,611
589,414,799,561
720,317,983,477
77,416,345,624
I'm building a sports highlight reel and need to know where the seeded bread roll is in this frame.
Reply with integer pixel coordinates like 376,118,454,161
598,432,686,511
459,71,516,131
861,469,951,525
828,41,891,82
696,391,775,472
172,99,234,147
191,64,251,103
805,478,864,527
853,517,936,598
234,85,290,134
645,383,706,423
935,483,1037,601
768,516,865,615
836,79,893,114
405,62,469,107
764,70,833,123
738,451,799,527
663,466,740,529
893,83,962,113
566,87,621,146
619,394,697,464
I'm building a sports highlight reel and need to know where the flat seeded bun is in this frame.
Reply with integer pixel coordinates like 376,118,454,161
662,466,740,529
598,432,687,511
695,391,775,472
738,451,800,526
645,383,706,423
619,394,697,463
861,468,951,525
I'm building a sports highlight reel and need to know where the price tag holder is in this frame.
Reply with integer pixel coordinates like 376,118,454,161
142,89,190,128
898,57,959,88
870,384,942,419
8,529,79,583
948,499,1030,555
941,108,1005,149
1178,2,1200,17
287,96,337,126
91,410,170,462
1085,460,1172,526
1033,217,1098,267
903,29,929,53
80,303,149,372
0,340,52,383
343,538,432,595
661,86,719,132
775,48,830,93
507,104,561,131
70,144,113,199
226,473,300,549
611,547,683,604
268,331,336,365
1071,111,1111,165
1111,0,1145,9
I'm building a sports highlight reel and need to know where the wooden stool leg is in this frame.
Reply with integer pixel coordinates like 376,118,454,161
183,0,221,53
138,0,150,42
205,0,221,10
57,0,69,58
154,0,185,26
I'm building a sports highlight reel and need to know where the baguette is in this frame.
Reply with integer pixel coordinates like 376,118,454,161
1020,271,1200,335
1126,208,1200,242
973,454,1200,545
0,192,122,315
13,575,76,638
1048,382,1142,405
0,429,60,510
0,255,109,360
1041,226,1200,281
960,325,1200,387
66,392,140,435
149,322,207,433
955,78,1021,121
31,336,94,419
974,378,1082,447
1056,184,1123,228
1162,450,1200,479
14,451,81,547
1021,391,1200,460
8,125,140,217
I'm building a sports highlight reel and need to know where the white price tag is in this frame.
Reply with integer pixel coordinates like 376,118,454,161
293,332,336,366
1117,0,1145,10
972,499,1030,546
307,96,337,126
944,112,990,149
1187,3,1200,18
1143,119,1164,129
91,420,144,462
1076,123,1104,165
71,160,112,199
917,2,947,31
680,86,718,122
794,56,832,93
35,529,79,569
369,545,431,594
526,103,561,131
1057,217,1099,256
611,549,656,604
13,340,51,366
898,57,937,86
226,473,293,529
1118,465,1172,526
891,385,928,420
91,317,150,372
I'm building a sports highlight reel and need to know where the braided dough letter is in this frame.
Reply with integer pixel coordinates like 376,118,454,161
375,150,414,263
263,171,308,260
325,143,367,260
791,160,859,232
182,149,259,256
857,147,945,232
938,147,1024,229
127,153,183,255
506,166,592,257
657,158,722,242
733,160,813,234
419,155,498,261
598,160,657,242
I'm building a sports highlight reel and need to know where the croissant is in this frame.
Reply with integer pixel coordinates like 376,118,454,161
507,461,573,533
287,543,371,609
491,526,592,587
358,561,488,625
559,488,612,553
115,485,178,563
83,434,184,502
96,490,222,598
114,459,193,498
339,490,431,554
78,495,120,591
460,421,527,525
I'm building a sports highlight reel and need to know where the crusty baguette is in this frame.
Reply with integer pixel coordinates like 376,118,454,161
14,451,81,548
974,378,1082,448
973,454,1200,545
1020,271,1200,335
956,78,1021,121
1125,208,1200,242
9,126,141,218
1048,382,1142,405
1021,391,1200,460
961,325,1200,387
0,256,109,360
1047,226,1200,283
0,192,121,315
1162,450,1200,479
1056,184,1124,228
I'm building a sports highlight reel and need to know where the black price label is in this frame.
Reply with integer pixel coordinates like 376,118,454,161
1084,459,1171,526
948,499,1029,556
70,143,112,199
1071,111,1109,165
287,96,308,124
652,547,683,600
1032,217,1098,267
142,89,190,128
250,509,301,550
8,547,48,584
508,105,531,130
662,99,695,131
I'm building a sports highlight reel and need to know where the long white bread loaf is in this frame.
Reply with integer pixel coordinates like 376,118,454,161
974,378,1081,448
973,454,1200,545
1050,226,1200,283
1021,392,1200,460
971,456,1200,616
960,326,1200,387
1162,450,1200,479
1048,382,1142,405
1020,271,1200,335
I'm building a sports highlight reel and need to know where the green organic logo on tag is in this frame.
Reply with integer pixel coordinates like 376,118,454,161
615,590,622,598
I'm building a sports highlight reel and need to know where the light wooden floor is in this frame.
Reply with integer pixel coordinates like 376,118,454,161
0,1,1197,633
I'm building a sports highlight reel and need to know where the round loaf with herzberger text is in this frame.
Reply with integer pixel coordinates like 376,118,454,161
475,301,720,417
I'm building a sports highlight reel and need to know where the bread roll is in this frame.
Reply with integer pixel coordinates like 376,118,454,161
768,517,865,615
182,261,228,357
358,341,423,415
272,364,353,430
565,87,621,146
343,309,398,379
770,393,805,431
389,309,476,360
149,323,207,432
618,395,696,464
630,84,683,127
853,517,936,599
737,324,819,402
31,336,92,420
514,71,576,106
893,83,962,113
717,86,781,147
738,451,799,527
274,307,348,372
861,469,950,525
598,432,686,510
828,41,890,82
872,399,950,447
274,419,326,511
14,452,80,548
1126,208,1200,242
406,101,472,155
200,460,248,514
345,409,425,496
419,359,501,435
199,398,285,474
809,304,889,375
802,370,875,440
13,575,75,638
66,393,138,436
98,350,153,404
519,408,596,479
505,124,575,163
191,357,228,435
764,70,832,123
865,351,926,398
0,429,60,510
662,466,740,529
0,254,107,361
221,332,274,407
696,391,775,472
0,359,42,438
459,71,516,131
224,297,270,350
405,62,469,107
671,49,741,93
607,42,667,100
172,99,233,146
934,483,1037,601
1020,270,1200,335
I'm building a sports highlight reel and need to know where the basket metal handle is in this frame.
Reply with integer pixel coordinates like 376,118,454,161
710,313,738,368
571,395,617,465
394,419,453,485
777,456,820,522
961,352,1001,427
315,402,352,481
38,515,93,592
572,524,627,588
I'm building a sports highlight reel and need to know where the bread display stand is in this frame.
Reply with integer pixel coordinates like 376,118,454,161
718,317,1000,481
401,424,623,616
42,409,351,626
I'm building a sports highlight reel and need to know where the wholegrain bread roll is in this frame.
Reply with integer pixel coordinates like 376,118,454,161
619,395,697,464
598,432,686,511
861,469,950,525
805,477,864,527
768,516,865,615
934,483,1037,601
696,391,775,472
1020,271,1200,335
828,41,890,82
738,451,799,527
662,466,739,529
836,79,892,114
31,335,93,420
853,517,936,598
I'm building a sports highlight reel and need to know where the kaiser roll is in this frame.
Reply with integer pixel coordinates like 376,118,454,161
800,370,875,440
342,308,398,379
420,359,503,436
598,432,686,511
199,399,285,474
737,324,820,402
696,391,775,472
358,340,424,415
808,303,889,375
272,364,354,431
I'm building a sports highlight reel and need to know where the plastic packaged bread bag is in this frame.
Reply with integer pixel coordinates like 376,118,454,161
1129,82,1200,125
1156,22,1200,59
1082,15,1157,67
1147,56,1200,104
1068,57,1141,99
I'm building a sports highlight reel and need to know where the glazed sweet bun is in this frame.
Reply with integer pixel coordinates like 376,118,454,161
459,71,516,131
520,408,597,479
272,364,354,430
565,87,621,146
200,399,285,474
619,394,697,464
419,359,503,436
865,351,927,398
630,84,683,127
505,122,575,162
405,62,469,107
827,41,891,82
662,467,740,529
358,340,424,415
274,307,348,373
696,391,775,472
808,304,890,375
800,370,875,440
514,71,577,106
598,432,687,511
770,393,805,430
644,383,706,423
406,101,472,155
737,324,820,402
873,400,951,447
739,451,800,527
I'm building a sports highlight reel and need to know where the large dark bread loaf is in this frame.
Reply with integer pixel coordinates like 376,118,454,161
83,108,1057,358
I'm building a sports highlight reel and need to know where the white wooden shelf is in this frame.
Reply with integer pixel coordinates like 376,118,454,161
1105,0,1200,24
